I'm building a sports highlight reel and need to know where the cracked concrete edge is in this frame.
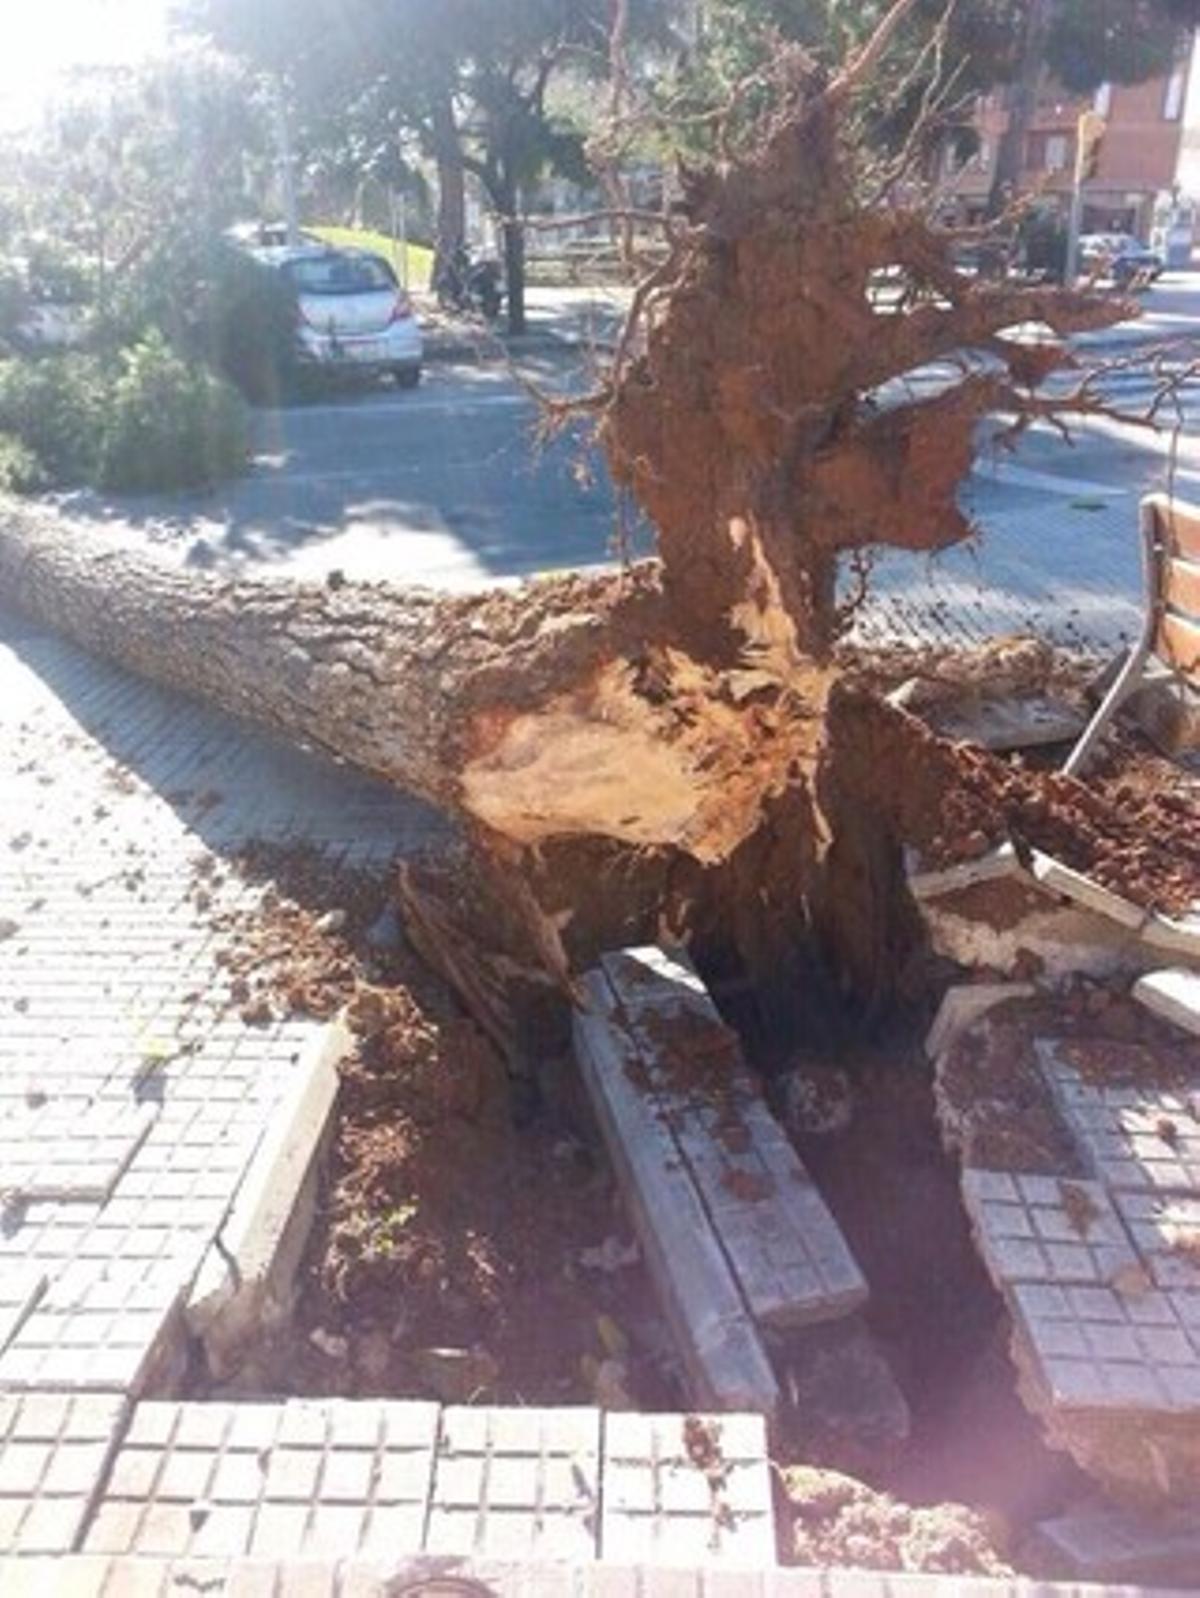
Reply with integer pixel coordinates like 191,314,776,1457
1132,968,1200,1039
184,1014,349,1379
924,982,1037,1064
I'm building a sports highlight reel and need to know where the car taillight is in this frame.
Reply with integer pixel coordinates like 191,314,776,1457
389,293,413,324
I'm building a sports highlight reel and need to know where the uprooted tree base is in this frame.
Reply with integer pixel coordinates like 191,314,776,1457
1,10,1175,1034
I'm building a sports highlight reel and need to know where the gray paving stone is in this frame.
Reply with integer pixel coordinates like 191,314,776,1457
0,1102,157,1202
1036,1041,1200,1195
1112,1192,1200,1291
1010,1279,1200,1412
0,1391,128,1554
601,1412,774,1568
85,1399,439,1563
1035,1498,1200,1583
427,1405,601,1562
961,1170,1139,1287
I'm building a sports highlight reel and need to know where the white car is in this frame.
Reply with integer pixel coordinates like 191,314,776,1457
254,243,423,387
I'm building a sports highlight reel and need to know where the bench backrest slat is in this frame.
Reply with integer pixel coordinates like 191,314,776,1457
1148,496,1200,686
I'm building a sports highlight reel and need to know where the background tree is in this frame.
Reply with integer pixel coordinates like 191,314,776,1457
183,0,680,332
1,47,265,347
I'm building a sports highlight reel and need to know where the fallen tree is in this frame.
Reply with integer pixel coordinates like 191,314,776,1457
0,0,1158,1027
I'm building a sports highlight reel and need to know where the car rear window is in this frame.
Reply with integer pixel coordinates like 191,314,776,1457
283,254,397,295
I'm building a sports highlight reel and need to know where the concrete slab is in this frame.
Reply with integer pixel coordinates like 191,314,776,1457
594,949,867,1331
961,1170,1138,1288
186,1017,349,1379
574,972,780,1419
1112,1192,1200,1291
1134,968,1200,1039
924,983,1036,1062
1034,1501,1200,1584
1036,1040,1200,1196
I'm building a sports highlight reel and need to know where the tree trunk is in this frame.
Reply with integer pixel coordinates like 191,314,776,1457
0,11,1131,1020
431,92,466,283
988,0,1054,218
498,175,526,336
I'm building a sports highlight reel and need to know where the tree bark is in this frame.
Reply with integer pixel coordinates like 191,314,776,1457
431,92,466,283
988,0,1053,218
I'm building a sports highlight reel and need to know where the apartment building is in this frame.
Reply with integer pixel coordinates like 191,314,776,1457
946,30,1200,257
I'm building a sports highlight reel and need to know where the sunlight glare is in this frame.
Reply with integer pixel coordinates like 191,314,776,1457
1,0,167,126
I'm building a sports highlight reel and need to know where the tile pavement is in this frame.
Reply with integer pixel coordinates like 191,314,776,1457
0,1392,129,1555
0,611,440,1398
952,1029,1200,1424
4,1556,1172,1598
1037,1043,1200,1197
84,1399,441,1562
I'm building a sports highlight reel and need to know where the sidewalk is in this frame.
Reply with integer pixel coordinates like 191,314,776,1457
0,609,1181,1589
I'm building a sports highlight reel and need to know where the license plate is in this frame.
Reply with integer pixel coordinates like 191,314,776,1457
343,340,385,363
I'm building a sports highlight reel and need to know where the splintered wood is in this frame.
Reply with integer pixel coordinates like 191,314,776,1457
573,945,866,1417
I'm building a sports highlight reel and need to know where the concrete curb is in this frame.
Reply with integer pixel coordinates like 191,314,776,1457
184,1016,350,1379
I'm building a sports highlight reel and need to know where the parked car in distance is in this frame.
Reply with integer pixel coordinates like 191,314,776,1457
247,242,423,387
1078,233,1165,285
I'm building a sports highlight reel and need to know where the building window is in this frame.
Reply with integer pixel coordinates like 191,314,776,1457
1094,82,1113,117
1164,68,1186,121
1045,133,1070,172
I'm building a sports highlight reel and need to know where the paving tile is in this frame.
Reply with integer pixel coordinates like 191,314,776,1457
0,1268,44,1355
0,1103,157,1202
1112,1191,1200,1290
1036,1041,1200,1195
0,1391,128,1554
601,1412,775,1568
961,1170,1138,1287
85,1398,438,1563
427,1406,601,1562
1011,1279,1200,1413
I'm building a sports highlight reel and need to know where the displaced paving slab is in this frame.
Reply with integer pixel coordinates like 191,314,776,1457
936,1001,1200,1503
1034,1499,1200,1584
1134,968,1200,1040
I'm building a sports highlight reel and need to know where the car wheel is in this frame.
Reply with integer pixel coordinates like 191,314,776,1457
394,365,421,389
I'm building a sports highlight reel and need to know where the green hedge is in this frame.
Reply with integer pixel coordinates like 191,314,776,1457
0,334,248,495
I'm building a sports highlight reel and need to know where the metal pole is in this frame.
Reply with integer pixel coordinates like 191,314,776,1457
399,192,409,290
272,78,300,245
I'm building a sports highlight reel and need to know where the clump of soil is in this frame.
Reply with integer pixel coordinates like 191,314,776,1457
192,841,676,1410
782,1465,1012,1575
831,682,1200,917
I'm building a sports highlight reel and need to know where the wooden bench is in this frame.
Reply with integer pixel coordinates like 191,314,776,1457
1064,492,1200,776
573,946,867,1418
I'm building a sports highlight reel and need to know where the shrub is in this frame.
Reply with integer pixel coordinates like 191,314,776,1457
0,353,105,483
0,433,48,494
0,336,249,496
96,332,249,493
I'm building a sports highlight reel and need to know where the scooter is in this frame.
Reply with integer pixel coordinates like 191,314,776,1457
434,247,504,320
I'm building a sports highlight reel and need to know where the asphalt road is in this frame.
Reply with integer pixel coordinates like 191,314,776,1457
59,271,1200,650
191,349,633,588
